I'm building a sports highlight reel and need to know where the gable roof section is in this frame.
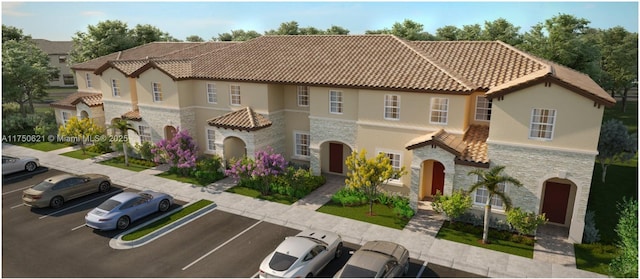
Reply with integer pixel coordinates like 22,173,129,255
72,42,202,71
32,39,73,55
50,92,103,109
207,107,272,131
406,125,489,167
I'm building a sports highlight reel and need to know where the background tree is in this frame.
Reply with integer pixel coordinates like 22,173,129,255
186,35,205,42
609,197,638,277
435,25,461,41
108,119,138,167
345,149,407,216
325,25,350,35
57,117,103,154
216,29,262,41
596,119,637,182
482,18,522,45
151,128,198,176
459,24,483,40
2,26,58,116
367,19,434,40
225,147,287,195
468,165,522,244
130,24,178,43
265,21,300,35
597,26,638,111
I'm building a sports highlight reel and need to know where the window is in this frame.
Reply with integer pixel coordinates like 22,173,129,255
384,94,400,120
63,74,75,85
138,125,152,143
230,85,241,105
111,79,120,97
58,56,66,63
473,177,506,209
49,73,59,81
294,132,310,157
379,150,402,181
85,73,92,88
297,86,309,107
206,128,216,151
61,111,72,126
329,90,343,114
529,108,556,140
206,83,217,103
152,82,163,102
475,96,492,121
430,97,448,124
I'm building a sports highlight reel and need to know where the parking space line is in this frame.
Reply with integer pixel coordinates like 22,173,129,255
71,223,87,231
10,203,24,209
182,220,263,271
416,261,428,278
2,185,33,195
38,189,125,220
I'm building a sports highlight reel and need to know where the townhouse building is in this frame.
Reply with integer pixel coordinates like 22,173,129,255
69,35,615,243
32,39,76,87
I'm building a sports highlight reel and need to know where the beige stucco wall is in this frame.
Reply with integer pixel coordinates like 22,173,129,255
75,70,101,93
309,87,359,120
99,68,132,103
283,85,311,112
488,83,604,152
136,69,180,107
468,92,492,126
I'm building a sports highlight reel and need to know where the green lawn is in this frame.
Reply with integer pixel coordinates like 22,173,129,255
225,186,297,205
574,243,619,275
317,201,409,230
156,172,202,185
60,149,102,159
122,199,214,241
16,141,71,151
436,222,534,258
99,157,154,172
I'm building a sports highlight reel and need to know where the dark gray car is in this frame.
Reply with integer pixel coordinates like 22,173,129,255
335,240,409,278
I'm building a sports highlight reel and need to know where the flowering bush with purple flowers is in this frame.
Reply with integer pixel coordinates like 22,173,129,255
225,147,287,195
151,128,198,176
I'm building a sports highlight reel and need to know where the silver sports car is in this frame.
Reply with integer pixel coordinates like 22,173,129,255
3,155,39,175
85,190,173,230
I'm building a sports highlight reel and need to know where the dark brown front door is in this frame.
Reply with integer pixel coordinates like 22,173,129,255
431,161,445,195
541,182,571,224
329,143,343,173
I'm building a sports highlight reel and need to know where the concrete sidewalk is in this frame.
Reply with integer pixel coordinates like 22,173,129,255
2,143,604,278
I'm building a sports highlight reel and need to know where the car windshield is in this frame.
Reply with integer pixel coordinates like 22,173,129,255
269,252,298,271
339,264,379,278
97,199,122,211
32,181,54,191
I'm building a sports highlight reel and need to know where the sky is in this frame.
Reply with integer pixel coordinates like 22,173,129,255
1,1,638,41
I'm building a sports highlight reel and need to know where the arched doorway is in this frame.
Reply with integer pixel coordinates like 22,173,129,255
80,110,89,119
419,160,445,200
319,141,353,175
540,178,577,226
164,126,177,141
223,136,246,162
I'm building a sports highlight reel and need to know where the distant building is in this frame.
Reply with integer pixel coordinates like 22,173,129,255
32,39,75,87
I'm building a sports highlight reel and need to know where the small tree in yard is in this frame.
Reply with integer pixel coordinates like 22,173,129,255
597,119,637,182
108,119,138,166
432,190,472,222
151,128,197,176
609,197,638,278
225,147,287,195
505,207,547,236
57,117,103,155
345,149,407,216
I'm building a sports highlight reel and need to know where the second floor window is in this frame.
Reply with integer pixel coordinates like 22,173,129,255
207,83,217,103
297,86,309,107
384,94,400,120
294,132,310,157
529,108,556,140
85,73,92,88
230,85,241,105
329,90,343,114
138,125,152,143
152,82,163,102
430,97,448,124
111,79,120,97
475,96,492,121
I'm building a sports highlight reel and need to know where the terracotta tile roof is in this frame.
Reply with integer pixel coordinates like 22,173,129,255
207,107,272,131
121,110,142,121
50,92,102,109
405,125,490,166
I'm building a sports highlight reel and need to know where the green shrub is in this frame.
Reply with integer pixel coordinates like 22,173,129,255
134,141,155,161
432,190,473,222
609,197,638,278
376,193,393,206
332,187,368,206
391,196,415,219
2,113,41,134
506,207,547,236
87,133,113,154
33,110,58,137
190,155,225,185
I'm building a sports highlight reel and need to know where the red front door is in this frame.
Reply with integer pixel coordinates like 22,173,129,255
541,182,571,224
329,143,343,173
431,161,445,195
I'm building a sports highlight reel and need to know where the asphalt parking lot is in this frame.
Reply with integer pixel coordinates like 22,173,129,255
3,168,483,278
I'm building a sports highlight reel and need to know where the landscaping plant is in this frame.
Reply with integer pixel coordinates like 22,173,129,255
609,197,638,278
432,190,473,222
108,119,138,166
225,147,287,195
151,128,198,176
505,207,547,236
57,116,103,154
597,119,637,182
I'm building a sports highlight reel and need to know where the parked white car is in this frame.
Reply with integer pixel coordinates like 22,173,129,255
2,155,39,175
259,230,343,278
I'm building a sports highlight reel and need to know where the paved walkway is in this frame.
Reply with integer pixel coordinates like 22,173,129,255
2,143,603,278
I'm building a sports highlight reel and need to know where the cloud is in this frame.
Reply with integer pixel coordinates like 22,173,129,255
81,10,106,17
2,2,32,16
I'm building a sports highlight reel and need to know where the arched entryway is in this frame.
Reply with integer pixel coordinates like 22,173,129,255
80,110,89,119
164,126,177,141
540,178,577,226
418,160,445,200
319,141,353,175
223,136,247,162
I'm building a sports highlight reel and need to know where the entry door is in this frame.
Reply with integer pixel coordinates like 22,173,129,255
431,161,445,195
541,182,571,224
329,143,343,173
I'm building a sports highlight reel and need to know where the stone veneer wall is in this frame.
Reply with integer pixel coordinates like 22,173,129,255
409,145,457,210
137,104,193,143
487,142,597,243
309,117,358,175
103,100,131,125
212,111,286,160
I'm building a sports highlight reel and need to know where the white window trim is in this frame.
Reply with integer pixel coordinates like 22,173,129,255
61,111,72,126
528,108,557,141
329,90,343,114
111,79,120,97
472,176,506,211
206,83,217,104
293,131,311,160
376,148,403,186
297,86,309,107
230,84,241,106
138,125,152,143
429,97,449,125
205,127,216,153
474,96,491,122
383,94,400,120
152,82,163,102
85,73,92,88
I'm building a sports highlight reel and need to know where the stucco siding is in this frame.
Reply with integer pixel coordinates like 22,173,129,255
136,69,180,107
100,68,131,102
309,87,359,120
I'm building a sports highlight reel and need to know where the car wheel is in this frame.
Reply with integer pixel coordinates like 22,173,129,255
98,181,111,193
158,199,170,212
116,216,130,230
335,242,344,258
50,196,63,208
25,162,37,172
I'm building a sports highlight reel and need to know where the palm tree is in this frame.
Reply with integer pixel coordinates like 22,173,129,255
108,119,138,166
468,165,522,244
